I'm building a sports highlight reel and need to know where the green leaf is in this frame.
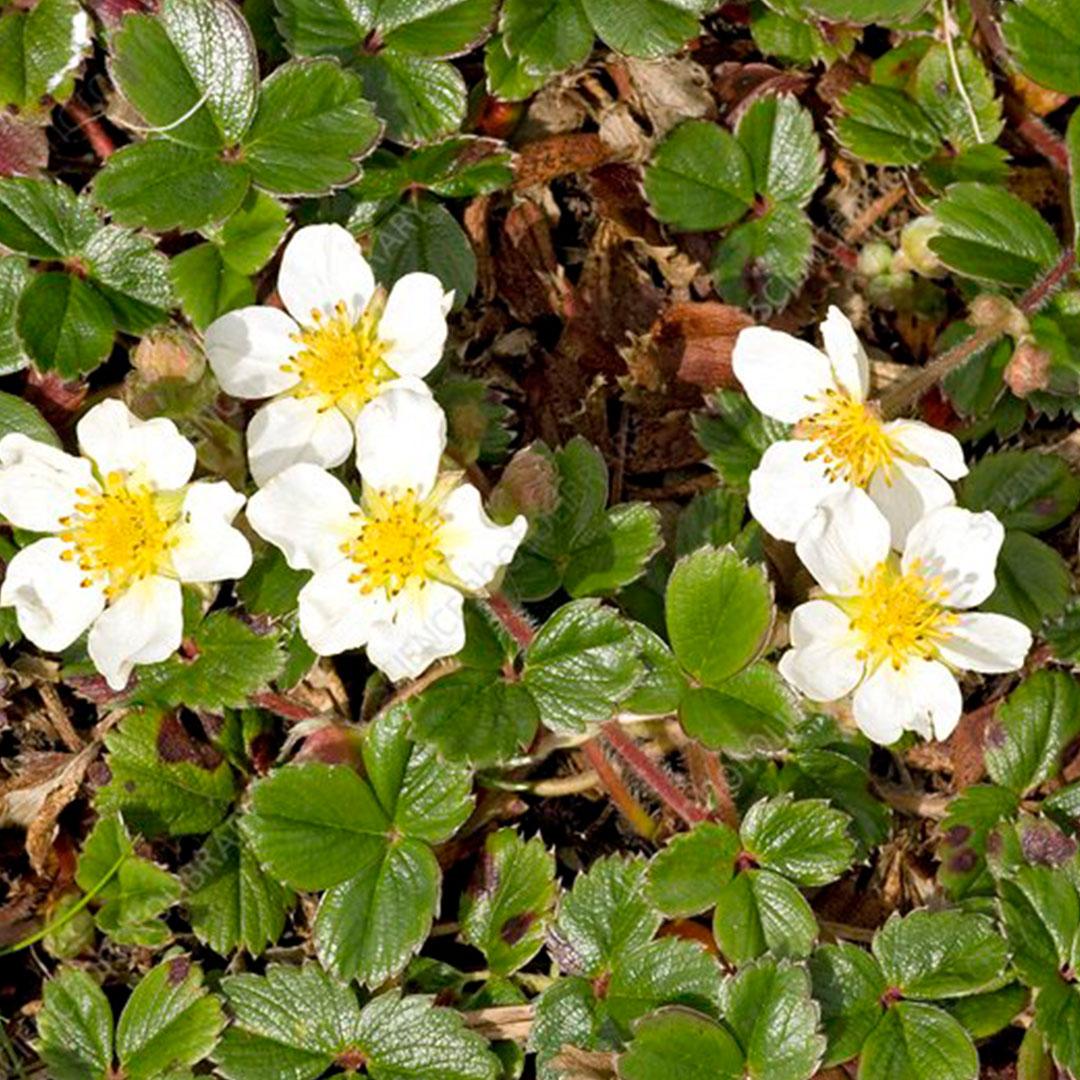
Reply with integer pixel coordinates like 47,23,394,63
549,856,660,976
461,828,557,975
355,51,467,144
735,94,822,206
802,0,930,20
693,389,789,490
741,794,855,887
997,864,1080,985
622,622,683,716
410,669,539,766
646,821,740,917
93,141,250,232
679,663,800,754
858,1002,978,1080
244,59,380,196
1070,109,1080,257
710,202,814,312
522,600,641,733
370,199,476,308
94,709,238,836
720,957,826,1080
564,502,664,597
944,982,1028,1040
618,1007,745,1080
354,138,513,200
959,450,1080,532
983,531,1070,631
1036,976,1080,1078
749,4,856,65
0,0,90,114
243,763,390,890
484,32,547,100
0,176,98,258
124,612,285,712
912,42,1002,152
937,784,1019,900
984,671,1080,794
1002,0,1080,95
530,977,615,1080
580,0,712,58
16,272,115,376
644,120,753,231
0,387,59,446
183,818,295,956
0,256,31,374
171,242,254,331
810,943,887,1068
666,546,772,688
873,910,1009,999
834,85,941,166
83,225,174,332
214,190,288,274
929,183,1062,289
676,489,747,555
502,0,593,76
37,968,113,1080
115,957,224,1079
109,0,258,147
314,837,440,985
712,868,817,966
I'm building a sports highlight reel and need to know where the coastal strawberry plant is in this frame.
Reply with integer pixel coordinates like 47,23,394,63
4,1,1080,1079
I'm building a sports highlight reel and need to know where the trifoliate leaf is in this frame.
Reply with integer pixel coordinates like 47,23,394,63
712,868,818,966
94,709,238,837
355,51,468,144
564,502,664,598
959,450,1080,533
183,818,295,956
522,600,641,733
810,943,887,1067
720,958,826,1080
645,822,740,917
37,968,114,1080
858,1002,978,1080
461,828,557,975
740,795,855,887
0,0,90,114
666,546,773,689
124,612,285,712
873,910,1009,1000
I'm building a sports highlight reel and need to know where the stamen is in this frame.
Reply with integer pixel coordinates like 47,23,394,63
798,389,895,487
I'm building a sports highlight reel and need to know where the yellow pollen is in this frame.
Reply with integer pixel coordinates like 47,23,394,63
342,491,444,597
846,561,956,671
798,389,896,487
283,300,391,415
59,473,176,599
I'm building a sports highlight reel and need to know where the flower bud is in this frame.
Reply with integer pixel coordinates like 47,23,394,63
1004,341,1052,398
898,215,944,278
488,445,560,523
858,240,894,279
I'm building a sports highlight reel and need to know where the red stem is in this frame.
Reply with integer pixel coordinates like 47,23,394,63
601,721,709,827
64,101,115,159
582,738,657,840
486,592,536,650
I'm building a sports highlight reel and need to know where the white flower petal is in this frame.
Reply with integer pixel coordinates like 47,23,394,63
247,463,360,572
868,458,956,550
747,438,843,542
731,326,835,423
0,434,93,532
247,395,354,486
87,575,183,690
820,306,869,401
853,657,962,743
779,601,864,702
379,272,451,379
0,538,105,651
277,223,375,325
938,612,1032,674
204,306,302,399
366,580,465,682
437,484,527,590
76,399,195,491
298,559,390,657
795,487,891,596
355,382,445,500
902,505,1004,609
884,419,968,480
169,482,253,583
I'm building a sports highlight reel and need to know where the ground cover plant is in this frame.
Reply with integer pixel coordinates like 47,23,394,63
4,0,1080,1077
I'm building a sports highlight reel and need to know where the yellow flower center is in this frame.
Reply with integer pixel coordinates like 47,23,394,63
284,300,392,417
342,491,445,598
798,389,896,487
59,473,177,598
845,561,955,671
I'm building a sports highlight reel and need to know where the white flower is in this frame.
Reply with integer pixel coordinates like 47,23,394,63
733,306,968,546
203,223,454,486
778,488,1031,745
247,384,527,681
0,400,252,690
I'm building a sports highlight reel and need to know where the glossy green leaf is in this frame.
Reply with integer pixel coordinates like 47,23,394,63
645,821,740,917
735,93,822,206
0,0,90,114
983,531,1070,631
171,242,254,330
16,272,114,376
712,868,817,966
834,84,941,166
959,450,1080,532
618,1007,745,1080
0,176,97,258
741,794,855,887
580,0,713,58
37,968,113,1080
810,942,886,1067
355,51,467,144
857,1002,977,1080
502,0,593,76
1002,0,1080,95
